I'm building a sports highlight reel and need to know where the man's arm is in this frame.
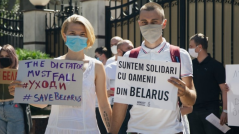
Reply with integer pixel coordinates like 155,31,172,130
219,83,229,125
109,103,128,134
181,105,193,116
95,63,112,132
168,76,197,107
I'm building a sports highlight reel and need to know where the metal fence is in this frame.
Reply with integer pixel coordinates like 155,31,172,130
105,0,239,64
0,10,23,48
45,0,80,57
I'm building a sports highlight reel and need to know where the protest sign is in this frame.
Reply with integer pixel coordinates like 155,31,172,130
226,64,239,126
114,56,180,111
0,69,18,84
14,59,83,106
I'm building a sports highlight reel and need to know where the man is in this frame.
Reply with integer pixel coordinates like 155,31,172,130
187,33,228,134
95,46,109,65
105,40,134,134
109,2,196,134
105,40,134,99
106,36,123,65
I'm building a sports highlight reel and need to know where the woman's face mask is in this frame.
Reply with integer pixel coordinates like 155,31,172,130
0,57,12,68
65,36,88,52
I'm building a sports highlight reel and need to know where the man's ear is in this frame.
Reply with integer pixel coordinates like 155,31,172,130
117,48,121,54
162,19,167,29
198,44,203,49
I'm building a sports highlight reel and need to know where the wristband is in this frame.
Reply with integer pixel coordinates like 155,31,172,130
223,110,227,113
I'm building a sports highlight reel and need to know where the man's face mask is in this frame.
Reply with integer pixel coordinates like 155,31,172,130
188,46,201,58
111,45,117,55
120,49,127,56
140,21,164,44
0,57,12,68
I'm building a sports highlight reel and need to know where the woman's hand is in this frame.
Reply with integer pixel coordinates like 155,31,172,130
8,80,22,96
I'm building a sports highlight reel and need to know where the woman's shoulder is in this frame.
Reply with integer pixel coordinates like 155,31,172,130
54,55,65,60
84,55,101,64
84,56,104,71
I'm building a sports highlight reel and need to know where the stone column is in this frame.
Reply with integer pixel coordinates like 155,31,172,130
23,9,53,52
81,0,120,57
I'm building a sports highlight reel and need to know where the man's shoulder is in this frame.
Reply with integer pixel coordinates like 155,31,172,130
192,58,197,63
105,61,117,79
123,50,131,57
106,56,116,65
105,61,117,73
108,56,115,61
209,58,224,67
179,48,189,56
105,61,117,69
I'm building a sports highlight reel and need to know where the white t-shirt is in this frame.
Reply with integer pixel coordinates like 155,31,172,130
105,61,118,105
95,62,117,107
106,56,116,65
123,40,193,134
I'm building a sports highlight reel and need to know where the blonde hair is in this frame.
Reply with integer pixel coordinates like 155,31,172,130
61,14,95,49
140,2,165,20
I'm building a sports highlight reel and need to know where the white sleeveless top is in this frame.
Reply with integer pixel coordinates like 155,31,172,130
45,57,100,134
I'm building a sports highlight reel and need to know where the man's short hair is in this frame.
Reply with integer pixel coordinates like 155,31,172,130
95,46,109,59
140,2,165,20
117,40,133,49
190,33,208,50
110,36,123,42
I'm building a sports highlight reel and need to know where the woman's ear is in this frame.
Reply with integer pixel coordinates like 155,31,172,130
62,33,66,42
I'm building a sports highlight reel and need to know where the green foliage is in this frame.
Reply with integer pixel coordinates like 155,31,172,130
16,48,51,60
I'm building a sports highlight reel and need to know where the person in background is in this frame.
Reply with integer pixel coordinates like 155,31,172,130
188,33,228,134
105,39,134,134
8,14,112,134
0,44,32,134
95,46,109,65
106,36,123,65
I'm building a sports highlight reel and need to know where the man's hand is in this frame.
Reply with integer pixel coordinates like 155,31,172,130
220,112,227,125
220,83,229,92
107,90,114,97
168,77,188,97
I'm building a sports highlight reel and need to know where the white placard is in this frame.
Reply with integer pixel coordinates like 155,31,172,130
114,56,180,111
226,64,239,126
206,113,231,133
14,59,83,106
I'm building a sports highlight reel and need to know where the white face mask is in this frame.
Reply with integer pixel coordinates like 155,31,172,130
188,48,198,58
140,24,163,44
111,45,117,55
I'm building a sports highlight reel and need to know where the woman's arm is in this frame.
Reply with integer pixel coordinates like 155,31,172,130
95,62,112,132
8,80,48,108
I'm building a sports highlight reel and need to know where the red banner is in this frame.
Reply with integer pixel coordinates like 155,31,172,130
0,69,18,84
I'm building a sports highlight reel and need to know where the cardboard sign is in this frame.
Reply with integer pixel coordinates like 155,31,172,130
226,65,239,126
14,59,83,106
114,57,180,111
0,69,18,84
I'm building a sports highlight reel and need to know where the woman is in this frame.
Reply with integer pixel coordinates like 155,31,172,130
0,44,27,134
9,14,112,134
